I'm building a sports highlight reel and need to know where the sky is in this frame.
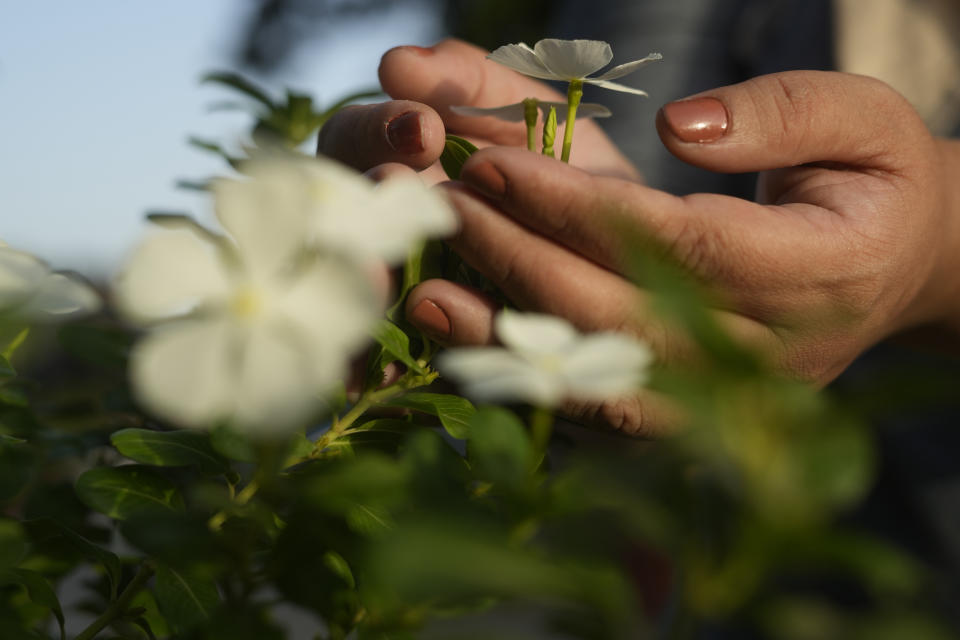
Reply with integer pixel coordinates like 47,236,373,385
0,1,439,279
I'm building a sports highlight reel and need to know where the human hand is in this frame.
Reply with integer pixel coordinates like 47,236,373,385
404,70,960,435
317,38,639,182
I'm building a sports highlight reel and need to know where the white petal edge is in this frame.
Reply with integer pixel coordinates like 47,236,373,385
534,39,612,80
486,43,558,81
592,53,662,81
130,318,237,428
438,349,563,406
561,333,654,399
18,273,101,319
495,312,578,355
584,78,650,96
114,229,232,324
0,246,48,309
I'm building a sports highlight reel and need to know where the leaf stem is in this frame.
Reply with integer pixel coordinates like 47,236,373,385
523,98,539,151
74,561,155,640
560,80,583,163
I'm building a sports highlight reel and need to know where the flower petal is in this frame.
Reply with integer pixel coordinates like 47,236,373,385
592,53,662,81
495,312,578,356
486,43,558,81
312,177,457,263
450,103,528,122
539,101,612,122
231,321,327,434
130,318,237,428
114,229,232,324
534,39,612,79
583,78,649,96
561,333,654,399
18,273,100,318
271,256,378,371
0,245,47,310
214,159,317,278
438,349,563,405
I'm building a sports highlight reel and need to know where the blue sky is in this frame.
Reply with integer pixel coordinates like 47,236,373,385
1,1,438,278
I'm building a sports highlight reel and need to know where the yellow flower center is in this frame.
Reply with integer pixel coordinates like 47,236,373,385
230,287,264,319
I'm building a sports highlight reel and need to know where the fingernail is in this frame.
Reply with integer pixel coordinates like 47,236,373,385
660,97,728,143
398,45,435,57
409,299,451,340
386,111,424,154
460,161,506,200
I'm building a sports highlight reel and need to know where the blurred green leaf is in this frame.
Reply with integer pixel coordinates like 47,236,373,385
57,324,132,369
0,437,35,502
467,407,530,489
75,466,185,520
209,425,257,463
0,386,28,408
23,518,122,600
385,393,475,440
154,565,220,633
0,518,27,571
202,71,274,109
0,569,65,640
0,354,15,380
440,134,478,180
372,320,426,375
111,428,230,474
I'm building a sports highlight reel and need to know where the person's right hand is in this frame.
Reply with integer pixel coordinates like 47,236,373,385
317,39,640,182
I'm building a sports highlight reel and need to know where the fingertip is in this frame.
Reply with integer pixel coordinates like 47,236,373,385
406,279,499,347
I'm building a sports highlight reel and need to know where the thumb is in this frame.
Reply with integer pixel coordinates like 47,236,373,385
655,70,930,173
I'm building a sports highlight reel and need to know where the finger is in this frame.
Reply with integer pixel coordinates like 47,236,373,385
317,100,445,172
458,146,805,289
379,40,637,178
655,70,932,173
405,279,499,347
364,162,419,182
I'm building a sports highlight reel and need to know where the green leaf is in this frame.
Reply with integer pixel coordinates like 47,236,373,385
372,320,426,374
111,428,230,474
209,425,257,463
0,437,35,502
0,385,28,407
202,71,275,109
323,551,356,589
385,242,424,323
0,569,65,640
57,324,132,369
0,518,27,571
0,354,15,380
23,518,122,600
154,565,220,633
384,392,475,439
467,407,531,488
75,466,185,520
440,134,479,180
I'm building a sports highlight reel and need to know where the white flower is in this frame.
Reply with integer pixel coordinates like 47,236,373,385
487,39,661,96
0,240,100,322
217,154,457,265
450,100,611,122
114,202,379,435
438,312,654,407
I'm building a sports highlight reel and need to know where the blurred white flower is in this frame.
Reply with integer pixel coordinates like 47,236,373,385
114,203,378,435
450,100,611,122
487,39,661,96
438,312,654,407
217,154,457,265
0,240,100,322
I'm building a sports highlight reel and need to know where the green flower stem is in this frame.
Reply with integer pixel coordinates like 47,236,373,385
75,561,156,640
2,327,29,360
523,98,539,151
310,369,439,456
530,406,554,459
560,80,583,163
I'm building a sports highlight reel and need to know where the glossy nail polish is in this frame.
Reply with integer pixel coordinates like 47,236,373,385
386,111,424,154
409,299,451,340
660,97,728,143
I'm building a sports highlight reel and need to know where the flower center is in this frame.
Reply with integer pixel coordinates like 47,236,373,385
230,286,264,319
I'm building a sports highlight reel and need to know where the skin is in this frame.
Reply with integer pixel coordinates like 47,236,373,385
319,39,960,436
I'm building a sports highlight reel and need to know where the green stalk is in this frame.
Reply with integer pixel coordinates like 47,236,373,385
75,562,155,640
522,98,539,151
560,80,583,163
530,406,554,461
